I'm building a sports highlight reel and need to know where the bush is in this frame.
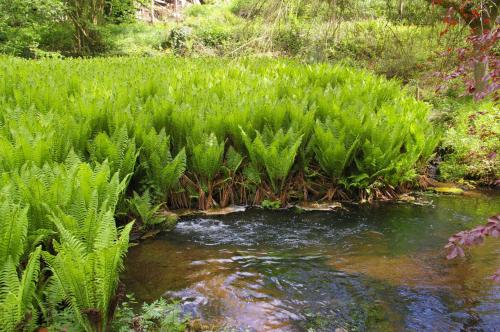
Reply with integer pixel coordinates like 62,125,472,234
273,23,304,55
164,26,192,54
439,100,499,184
230,0,261,18
332,20,440,79
105,0,137,24
196,24,232,48
0,0,64,57
112,296,187,332
38,23,75,57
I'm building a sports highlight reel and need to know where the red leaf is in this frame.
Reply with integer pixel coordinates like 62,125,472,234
447,246,458,260
490,269,500,283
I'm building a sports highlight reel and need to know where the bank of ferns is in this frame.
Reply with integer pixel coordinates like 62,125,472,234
0,56,437,330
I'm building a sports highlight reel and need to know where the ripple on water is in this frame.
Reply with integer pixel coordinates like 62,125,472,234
123,195,500,331
174,210,367,248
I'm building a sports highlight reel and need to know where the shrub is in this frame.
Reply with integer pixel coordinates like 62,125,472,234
196,24,232,48
439,100,499,184
112,296,187,332
230,0,261,18
105,0,137,24
164,26,192,55
273,23,304,55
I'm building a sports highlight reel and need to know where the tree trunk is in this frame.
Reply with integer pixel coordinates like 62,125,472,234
473,61,488,94
150,0,155,24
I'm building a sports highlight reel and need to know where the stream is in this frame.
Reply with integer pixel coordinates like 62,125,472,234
123,192,500,331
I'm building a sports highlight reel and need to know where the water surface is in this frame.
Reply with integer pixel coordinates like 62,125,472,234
123,192,500,331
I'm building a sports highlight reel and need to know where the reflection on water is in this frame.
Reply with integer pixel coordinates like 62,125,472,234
123,192,500,331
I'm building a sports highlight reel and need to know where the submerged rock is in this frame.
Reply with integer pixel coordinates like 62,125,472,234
171,206,247,217
202,206,247,216
295,202,343,211
397,193,416,202
432,187,464,194
140,229,161,240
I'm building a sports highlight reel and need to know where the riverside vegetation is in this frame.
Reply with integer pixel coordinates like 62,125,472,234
0,56,438,330
1,1,497,182
0,0,498,331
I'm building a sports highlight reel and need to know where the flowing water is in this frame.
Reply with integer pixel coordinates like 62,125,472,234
123,192,500,331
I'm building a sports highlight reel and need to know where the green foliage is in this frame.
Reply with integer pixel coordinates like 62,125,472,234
241,127,303,194
331,19,444,79
104,23,169,56
273,23,303,55
230,0,261,18
0,57,435,202
0,0,64,57
3,153,128,233
138,128,187,201
224,146,244,175
261,199,281,209
0,144,132,330
196,24,232,48
189,133,225,185
165,26,192,55
0,201,28,265
188,132,226,209
128,190,173,230
43,218,132,332
0,50,438,330
0,246,42,332
89,125,138,182
105,0,137,24
112,295,187,332
0,197,41,331
439,100,499,184
43,186,133,332
313,119,360,181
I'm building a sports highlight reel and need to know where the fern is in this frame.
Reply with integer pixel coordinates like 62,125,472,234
189,133,225,184
89,125,138,182
313,119,360,181
0,57,441,329
127,190,166,229
0,201,28,265
138,128,186,201
241,127,303,194
44,214,133,332
0,243,41,332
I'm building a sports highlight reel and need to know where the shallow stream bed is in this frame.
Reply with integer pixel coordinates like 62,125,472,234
123,192,500,331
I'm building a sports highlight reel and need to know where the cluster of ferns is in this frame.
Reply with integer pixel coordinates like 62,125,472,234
0,57,437,331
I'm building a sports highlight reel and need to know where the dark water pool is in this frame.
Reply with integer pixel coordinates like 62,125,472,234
123,192,500,331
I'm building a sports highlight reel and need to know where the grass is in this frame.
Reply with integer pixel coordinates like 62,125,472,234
104,22,171,56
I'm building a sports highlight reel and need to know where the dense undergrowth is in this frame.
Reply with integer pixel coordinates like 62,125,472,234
0,57,437,207
103,1,452,80
438,100,499,185
0,56,437,330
